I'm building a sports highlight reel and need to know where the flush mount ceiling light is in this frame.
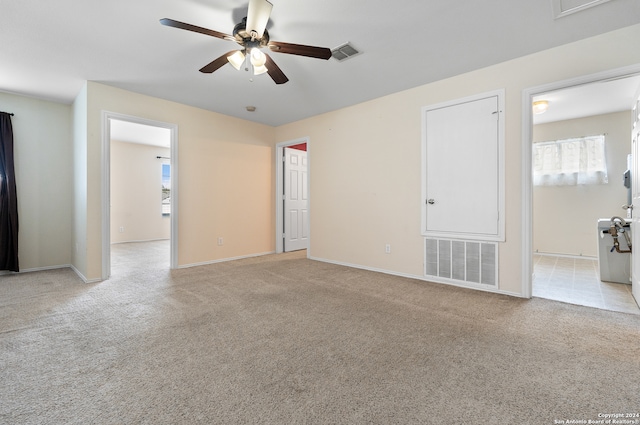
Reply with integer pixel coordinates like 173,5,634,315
160,0,333,84
532,100,550,114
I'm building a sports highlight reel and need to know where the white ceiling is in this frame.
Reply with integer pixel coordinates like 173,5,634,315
533,75,640,125
110,119,171,148
2,0,640,127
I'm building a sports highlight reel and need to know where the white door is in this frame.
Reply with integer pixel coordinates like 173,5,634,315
284,147,308,252
631,112,640,304
424,93,503,240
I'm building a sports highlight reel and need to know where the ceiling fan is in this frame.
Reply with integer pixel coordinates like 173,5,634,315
160,0,332,84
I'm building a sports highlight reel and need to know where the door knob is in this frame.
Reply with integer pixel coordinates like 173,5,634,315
427,199,435,205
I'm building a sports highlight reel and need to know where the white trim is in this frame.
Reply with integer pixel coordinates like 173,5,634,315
177,251,275,269
170,127,178,270
521,63,640,300
101,112,110,280
20,265,71,273
522,86,534,299
421,89,505,242
111,238,170,245
534,251,597,260
309,256,524,299
70,264,101,283
275,137,310,255
101,111,179,280
0,264,100,283
0,264,71,275
552,0,612,19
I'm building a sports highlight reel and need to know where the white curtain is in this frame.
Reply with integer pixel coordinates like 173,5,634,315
533,135,608,186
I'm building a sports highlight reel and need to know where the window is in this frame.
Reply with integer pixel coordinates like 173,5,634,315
162,163,171,215
533,135,608,186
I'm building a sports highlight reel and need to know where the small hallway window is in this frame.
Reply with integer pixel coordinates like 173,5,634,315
533,135,608,186
162,163,171,215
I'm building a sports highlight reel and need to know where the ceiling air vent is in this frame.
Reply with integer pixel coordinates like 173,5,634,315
331,42,361,62
553,0,613,18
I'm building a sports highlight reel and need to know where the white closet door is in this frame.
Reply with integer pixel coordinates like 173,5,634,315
423,92,503,240
284,147,308,252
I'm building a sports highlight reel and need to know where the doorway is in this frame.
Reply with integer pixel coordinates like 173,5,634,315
523,66,640,314
275,138,309,254
101,112,178,280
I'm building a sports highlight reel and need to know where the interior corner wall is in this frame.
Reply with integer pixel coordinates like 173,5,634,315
0,91,73,272
85,82,276,280
72,84,89,279
274,23,640,297
533,111,630,257
110,141,170,243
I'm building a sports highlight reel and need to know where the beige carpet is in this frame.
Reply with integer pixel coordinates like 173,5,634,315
1,241,639,424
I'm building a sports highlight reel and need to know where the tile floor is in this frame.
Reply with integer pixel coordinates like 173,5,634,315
533,254,639,315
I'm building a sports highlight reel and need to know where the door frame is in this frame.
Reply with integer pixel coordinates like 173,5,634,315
521,63,640,298
101,111,179,280
275,137,310,254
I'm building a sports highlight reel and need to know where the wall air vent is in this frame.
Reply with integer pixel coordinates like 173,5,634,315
331,42,361,61
425,238,498,287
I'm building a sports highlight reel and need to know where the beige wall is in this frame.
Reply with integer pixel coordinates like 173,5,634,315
533,111,631,257
83,82,276,279
275,24,640,296
0,91,73,271
110,141,171,243
73,84,89,279
6,23,640,294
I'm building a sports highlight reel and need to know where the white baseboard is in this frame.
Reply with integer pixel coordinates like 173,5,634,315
20,264,71,273
111,238,169,245
69,264,101,283
178,251,276,269
534,251,597,260
308,256,526,299
0,264,101,284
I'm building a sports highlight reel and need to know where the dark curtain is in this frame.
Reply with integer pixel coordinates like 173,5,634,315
0,112,19,272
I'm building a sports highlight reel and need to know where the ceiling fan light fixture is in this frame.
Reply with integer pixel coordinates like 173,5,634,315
228,50,246,70
532,100,550,114
161,0,331,85
253,64,268,75
250,48,267,67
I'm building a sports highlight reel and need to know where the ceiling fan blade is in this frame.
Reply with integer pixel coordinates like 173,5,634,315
264,54,289,84
268,41,332,60
245,0,272,39
160,18,234,41
199,51,237,73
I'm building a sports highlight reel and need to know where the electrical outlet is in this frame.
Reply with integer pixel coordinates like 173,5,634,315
218,237,224,246
119,226,124,233
385,244,391,254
